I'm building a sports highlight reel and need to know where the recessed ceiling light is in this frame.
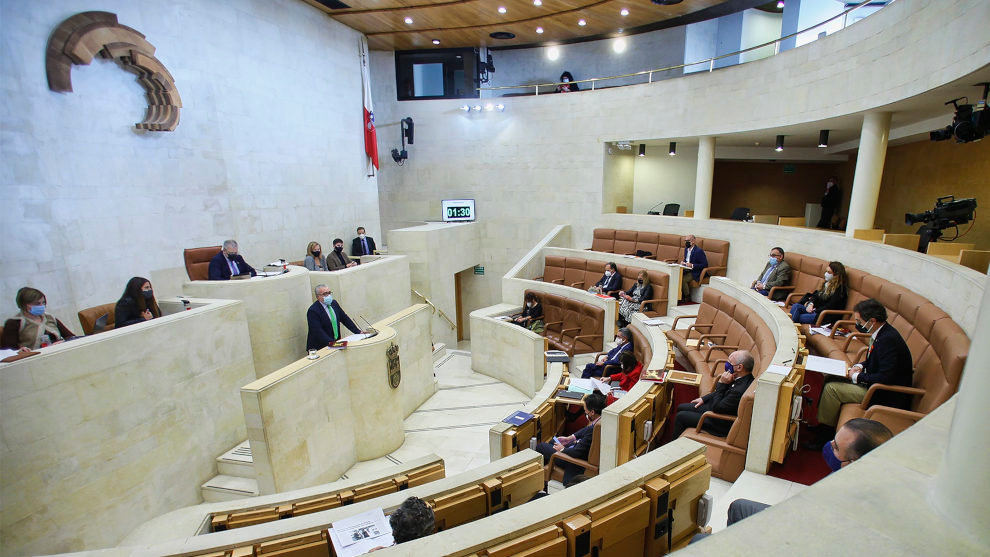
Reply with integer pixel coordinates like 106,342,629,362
578,19,586,26
612,37,627,53
484,103,495,111
404,16,413,24
620,8,629,16
432,39,440,45
533,0,542,5
498,6,507,13
536,26,544,34
547,46,560,61
777,0,785,7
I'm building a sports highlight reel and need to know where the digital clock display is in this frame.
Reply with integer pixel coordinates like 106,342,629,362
441,199,476,222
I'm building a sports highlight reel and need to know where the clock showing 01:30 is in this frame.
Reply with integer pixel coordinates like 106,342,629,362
441,199,476,222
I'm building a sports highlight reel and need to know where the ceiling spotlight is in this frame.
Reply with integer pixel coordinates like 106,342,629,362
459,105,470,112
432,39,440,45
818,129,830,148
547,46,559,61
536,26,544,34
777,0,785,8
498,6,507,13
404,16,413,24
775,135,785,152
638,144,646,157
534,0,542,4
495,104,505,112
578,19,587,26
612,37,627,53
620,8,629,16
472,105,482,112
669,142,676,156
484,103,494,111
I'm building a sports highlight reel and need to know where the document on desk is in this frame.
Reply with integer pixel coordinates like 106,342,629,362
567,378,595,395
764,364,792,376
589,378,612,395
329,508,393,557
805,355,848,376
643,317,667,326
340,333,374,343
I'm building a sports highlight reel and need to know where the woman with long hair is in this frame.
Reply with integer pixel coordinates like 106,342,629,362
790,261,848,325
304,241,328,271
114,276,162,328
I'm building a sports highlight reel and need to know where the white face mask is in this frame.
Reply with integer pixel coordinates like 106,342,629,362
359,233,366,239
605,270,613,277
526,302,534,308
824,271,834,282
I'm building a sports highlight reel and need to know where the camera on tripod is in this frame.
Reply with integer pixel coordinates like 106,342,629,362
905,195,977,253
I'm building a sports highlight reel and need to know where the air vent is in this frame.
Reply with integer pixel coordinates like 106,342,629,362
314,0,351,9
489,31,516,40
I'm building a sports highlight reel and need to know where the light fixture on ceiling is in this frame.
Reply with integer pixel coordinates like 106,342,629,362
459,105,470,112
536,26,544,34
620,8,629,16
432,39,440,45
775,135,785,152
612,37,627,53
818,129,830,148
669,142,676,156
777,0,785,8
484,103,494,111
495,104,505,112
404,16,413,24
638,144,646,157
498,6,507,14
546,46,559,61
578,19,586,26
472,105,482,112
534,0,542,5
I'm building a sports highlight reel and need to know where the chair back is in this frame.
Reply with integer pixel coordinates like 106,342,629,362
852,228,885,242
751,214,778,224
587,422,602,467
662,203,680,216
590,229,614,253
925,242,975,257
882,234,920,251
613,230,637,255
184,246,221,280
958,249,990,273
729,207,750,221
77,302,117,335
543,256,566,284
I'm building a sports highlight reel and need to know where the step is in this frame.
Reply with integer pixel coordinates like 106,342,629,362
432,342,447,363
201,474,259,503
216,440,254,478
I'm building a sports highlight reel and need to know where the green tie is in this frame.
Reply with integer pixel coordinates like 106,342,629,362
326,302,339,339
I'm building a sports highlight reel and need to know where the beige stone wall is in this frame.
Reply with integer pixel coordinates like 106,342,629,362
470,304,546,397
308,255,414,327
0,299,255,556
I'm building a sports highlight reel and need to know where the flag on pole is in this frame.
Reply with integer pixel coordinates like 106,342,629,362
359,36,378,175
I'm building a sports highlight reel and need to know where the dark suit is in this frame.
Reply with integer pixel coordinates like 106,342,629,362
351,236,377,257
326,249,354,271
683,246,708,282
674,373,755,438
592,272,622,296
854,323,914,408
753,260,792,300
536,420,597,484
114,296,158,328
208,252,256,280
581,341,632,378
306,300,360,350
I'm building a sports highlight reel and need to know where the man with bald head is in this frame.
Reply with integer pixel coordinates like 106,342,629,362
673,350,755,439
679,234,708,301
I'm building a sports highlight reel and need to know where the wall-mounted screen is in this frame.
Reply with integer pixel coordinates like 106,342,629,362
442,199,476,222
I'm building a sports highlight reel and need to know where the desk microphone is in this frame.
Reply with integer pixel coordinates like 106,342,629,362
359,315,379,337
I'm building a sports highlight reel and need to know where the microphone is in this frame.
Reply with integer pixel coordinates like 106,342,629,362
359,315,379,337
646,202,665,215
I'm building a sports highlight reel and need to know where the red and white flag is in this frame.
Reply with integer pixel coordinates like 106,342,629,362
359,36,378,175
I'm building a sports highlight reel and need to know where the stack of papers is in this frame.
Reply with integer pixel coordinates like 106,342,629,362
764,364,792,376
642,317,667,326
805,355,848,376
329,508,393,557
567,378,611,395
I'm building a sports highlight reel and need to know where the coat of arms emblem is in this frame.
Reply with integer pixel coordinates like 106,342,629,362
387,342,400,389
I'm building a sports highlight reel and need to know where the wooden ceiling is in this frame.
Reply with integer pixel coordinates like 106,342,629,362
303,0,740,51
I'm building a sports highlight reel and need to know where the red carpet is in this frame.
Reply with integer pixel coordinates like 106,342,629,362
767,425,831,485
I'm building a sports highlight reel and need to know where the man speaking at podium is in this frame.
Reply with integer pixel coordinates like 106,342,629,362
307,284,361,350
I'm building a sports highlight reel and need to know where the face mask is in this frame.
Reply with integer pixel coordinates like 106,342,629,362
312,251,321,258
824,272,833,282
605,270,612,277
226,252,238,259
822,442,843,472
615,336,625,345
855,320,872,334
526,302,533,308
769,256,778,266
142,290,154,300
323,294,333,306
29,305,46,316
724,361,734,373
334,246,343,252
359,234,366,239
685,241,691,248
637,279,644,285
562,77,570,83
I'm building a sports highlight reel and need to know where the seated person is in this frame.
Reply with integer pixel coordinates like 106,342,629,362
581,327,632,378
556,71,579,93
1,287,75,349
327,238,357,271
208,239,256,280
303,241,328,271
789,261,848,325
808,299,913,448
511,292,544,333
673,350,755,438
603,351,643,392
680,234,708,301
351,226,377,257
390,496,435,544
617,270,652,327
535,392,607,484
306,285,361,350
587,262,621,297
114,277,161,328
750,246,791,301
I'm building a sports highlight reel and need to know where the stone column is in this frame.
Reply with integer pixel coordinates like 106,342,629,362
932,287,990,544
693,136,715,219
845,112,891,236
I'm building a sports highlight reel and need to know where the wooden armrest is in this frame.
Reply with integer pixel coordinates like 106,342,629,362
570,281,585,289
815,309,851,327
643,254,657,260
830,320,856,338
602,363,620,375
696,411,737,431
663,258,679,264
670,314,699,330
574,334,603,344
767,285,794,299
863,406,926,425
546,452,598,482
624,252,637,256
861,384,926,408
544,320,563,330
709,358,729,376
685,323,714,338
704,344,739,361
552,279,564,284
784,292,806,306
606,289,620,297
696,333,727,345
640,297,666,313
561,327,581,337
840,332,871,352
534,276,544,281
699,266,726,282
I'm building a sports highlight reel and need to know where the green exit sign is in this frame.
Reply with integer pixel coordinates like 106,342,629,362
783,164,796,174
474,265,484,275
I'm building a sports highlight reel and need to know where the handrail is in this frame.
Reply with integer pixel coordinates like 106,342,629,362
412,288,457,330
479,0,878,94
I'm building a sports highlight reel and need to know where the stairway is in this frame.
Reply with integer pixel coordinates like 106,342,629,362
201,440,259,503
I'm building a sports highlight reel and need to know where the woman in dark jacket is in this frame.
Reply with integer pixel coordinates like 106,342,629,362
115,276,162,328
790,261,848,325
511,292,544,333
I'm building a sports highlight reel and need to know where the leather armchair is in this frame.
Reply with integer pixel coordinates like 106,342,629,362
184,245,221,281
545,422,601,483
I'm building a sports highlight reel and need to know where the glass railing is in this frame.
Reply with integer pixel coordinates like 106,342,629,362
478,0,885,96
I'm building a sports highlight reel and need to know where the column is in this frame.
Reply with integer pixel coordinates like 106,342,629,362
845,112,891,236
693,136,715,219
932,288,990,544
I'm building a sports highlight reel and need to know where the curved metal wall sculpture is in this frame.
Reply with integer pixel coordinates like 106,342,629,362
46,11,182,132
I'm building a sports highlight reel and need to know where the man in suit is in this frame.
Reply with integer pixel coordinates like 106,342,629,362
808,298,913,448
351,226,377,258
673,350,756,438
536,391,607,484
327,238,357,271
208,239,257,280
750,246,791,301
680,234,709,300
588,262,621,297
581,327,632,378
306,284,361,350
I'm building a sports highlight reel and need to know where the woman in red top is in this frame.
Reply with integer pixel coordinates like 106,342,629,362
605,351,643,392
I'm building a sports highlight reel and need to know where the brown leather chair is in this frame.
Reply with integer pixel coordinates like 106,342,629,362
589,229,615,253
774,253,827,304
546,422,601,482
654,233,683,262
613,230,638,256
680,380,756,482
695,238,729,284
184,246,221,281
634,231,660,258
563,257,588,289
640,270,669,317
77,303,117,335
537,256,566,284
602,325,653,377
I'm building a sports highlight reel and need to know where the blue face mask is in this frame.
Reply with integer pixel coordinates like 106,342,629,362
769,256,778,266
29,305,46,316
724,361,734,373
822,442,843,472
323,294,333,306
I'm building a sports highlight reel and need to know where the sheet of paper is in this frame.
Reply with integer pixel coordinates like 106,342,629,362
642,317,667,326
567,378,595,394
340,333,374,343
590,378,612,395
686,339,699,347
764,364,792,375
805,355,849,376
329,508,394,557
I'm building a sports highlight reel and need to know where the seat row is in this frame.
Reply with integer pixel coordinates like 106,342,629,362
589,228,730,285
527,289,606,356
537,256,670,316
781,252,970,434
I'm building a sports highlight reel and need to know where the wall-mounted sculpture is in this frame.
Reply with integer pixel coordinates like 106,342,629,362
46,11,182,132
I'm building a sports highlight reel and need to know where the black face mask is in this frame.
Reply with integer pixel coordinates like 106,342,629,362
334,246,343,252
855,320,871,334
637,279,644,284
142,290,154,300
684,241,691,248
312,251,321,258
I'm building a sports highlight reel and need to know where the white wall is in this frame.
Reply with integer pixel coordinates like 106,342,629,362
684,19,719,73
0,0,381,331
740,9,783,63
602,147,635,212
631,146,699,215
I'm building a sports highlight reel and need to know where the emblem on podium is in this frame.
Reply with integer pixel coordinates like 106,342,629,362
387,342,401,389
